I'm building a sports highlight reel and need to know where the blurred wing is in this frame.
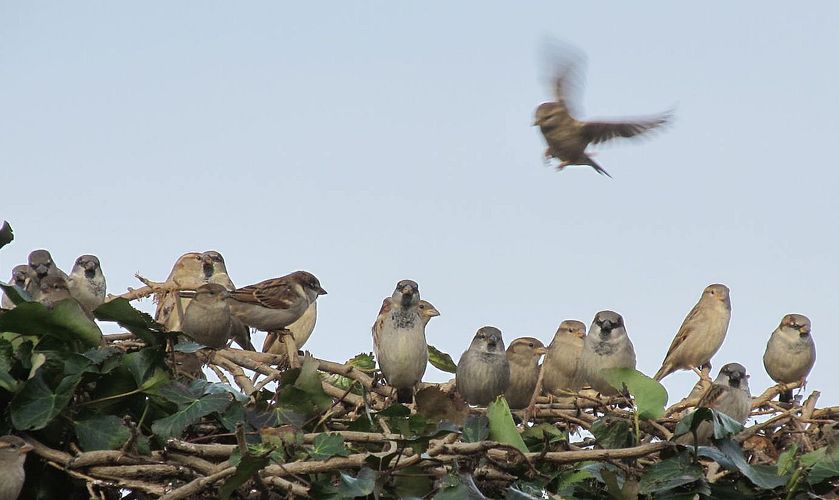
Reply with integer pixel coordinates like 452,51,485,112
541,39,588,118
582,114,670,144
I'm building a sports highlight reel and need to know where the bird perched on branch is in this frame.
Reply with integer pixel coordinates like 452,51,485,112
0,435,33,500
655,284,731,381
542,320,586,396
180,284,236,349
456,326,511,406
578,311,636,396
373,280,428,404
25,249,67,296
67,254,106,315
763,314,815,403
504,337,546,409
534,45,670,177
673,363,751,446
1,265,32,310
154,252,205,332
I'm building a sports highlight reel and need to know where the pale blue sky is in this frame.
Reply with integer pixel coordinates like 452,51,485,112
2,3,837,406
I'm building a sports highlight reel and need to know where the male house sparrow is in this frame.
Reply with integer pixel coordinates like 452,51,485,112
578,311,637,396
542,320,586,396
673,363,752,446
228,271,326,334
534,48,669,177
25,249,68,296
504,337,547,409
456,326,511,406
655,284,731,381
763,314,815,403
372,280,428,403
1,265,32,310
67,254,106,314
154,252,205,332
0,435,33,500
179,284,236,349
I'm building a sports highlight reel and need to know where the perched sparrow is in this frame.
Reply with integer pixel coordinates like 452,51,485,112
228,271,326,333
2,265,32,310
372,280,428,403
179,284,236,348
201,251,235,289
264,302,317,355
504,337,547,409
67,254,106,314
418,299,441,327
655,284,731,381
0,435,33,500
674,363,751,446
534,49,669,177
34,275,74,307
456,326,511,406
763,314,816,403
154,252,205,332
542,320,586,396
25,249,68,295
578,311,637,396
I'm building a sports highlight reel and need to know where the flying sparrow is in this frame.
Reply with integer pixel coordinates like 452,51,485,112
2,265,32,310
372,280,428,404
542,320,586,396
534,48,670,177
154,252,205,332
655,284,731,381
504,337,547,409
178,284,237,349
66,254,106,314
673,362,751,446
25,249,68,296
763,314,815,403
578,311,637,396
0,435,33,500
456,326,511,406
228,271,326,334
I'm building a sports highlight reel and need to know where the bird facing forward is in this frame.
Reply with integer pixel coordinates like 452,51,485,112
67,254,106,314
372,280,428,404
180,284,235,349
542,319,586,396
456,326,511,406
578,311,637,396
2,265,32,310
504,337,546,409
25,249,68,296
0,435,33,500
654,284,731,381
534,47,670,177
763,314,815,403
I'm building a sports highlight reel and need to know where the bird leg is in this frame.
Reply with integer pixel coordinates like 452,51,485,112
280,329,300,369
261,331,278,353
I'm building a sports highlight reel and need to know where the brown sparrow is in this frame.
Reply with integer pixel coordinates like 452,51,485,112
25,249,68,296
504,337,547,409
372,280,428,403
578,311,636,396
180,284,235,348
542,320,586,396
2,265,32,310
154,252,205,332
763,314,815,403
67,254,106,314
228,271,326,333
655,284,731,381
418,299,441,326
456,326,511,406
673,363,751,445
0,435,33,500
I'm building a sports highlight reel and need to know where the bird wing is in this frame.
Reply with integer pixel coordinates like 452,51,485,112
230,279,298,310
581,114,670,145
371,298,391,355
662,302,704,361
697,384,727,409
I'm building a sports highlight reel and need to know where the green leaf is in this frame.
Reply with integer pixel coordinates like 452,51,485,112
150,393,233,440
307,433,350,460
776,444,799,476
293,356,333,412
75,415,132,451
521,422,566,451
427,345,457,373
463,414,489,443
673,407,744,441
487,396,528,453
639,451,705,494
433,472,471,500
554,467,595,497
346,352,375,371
0,300,102,348
801,445,839,485
218,452,270,500
0,283,30,306
9,372,81,430
602,367,668,420
378,403,411,418
393,465,434,498
716,438,787,489
93,298,166,346
336,467,376,497
0,221,12,249
591,416,634,449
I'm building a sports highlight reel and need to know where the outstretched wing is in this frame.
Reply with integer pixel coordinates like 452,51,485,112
582,113,670,145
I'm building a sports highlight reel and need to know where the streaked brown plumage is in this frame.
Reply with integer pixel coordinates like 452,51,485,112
542,320,586,396
534,50,670,177
504,337,546,409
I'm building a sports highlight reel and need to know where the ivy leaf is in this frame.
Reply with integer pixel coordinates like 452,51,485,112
0,300,103,349
311,467,377,499
427,345,457,373
151,393,233,440
307,433,350,460
0,220,13,249
673,407,744,441
9,372,81,430
0,282,30,306
521,422,566,451
716,438,788,489
776,444,799,476
602,367,668,420
638,451,705,494
801,445,839,485
75,415,132,451
346,352,375,371
591,416,634,449
218,452,270,500
462,414,489,443
93,298,166,346
487,396,528,453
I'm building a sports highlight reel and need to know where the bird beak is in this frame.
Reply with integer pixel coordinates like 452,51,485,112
83,261,97,272
799,325,811,336
317,286,327,296
487,340,497,350
535,347,548,356
35,265,48,276
574,330,585,339
428,308,440,317
178,290,198,299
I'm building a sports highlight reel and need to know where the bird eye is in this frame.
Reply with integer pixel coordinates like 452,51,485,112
528,342,534,348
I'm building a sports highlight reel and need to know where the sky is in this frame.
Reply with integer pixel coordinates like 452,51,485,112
2,3,838,408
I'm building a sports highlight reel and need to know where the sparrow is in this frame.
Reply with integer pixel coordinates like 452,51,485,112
456,326,511,406
25,249,68,296
34,275,75,308
654,284,731,381
66,254,106,314
0,435,33,500
265,302,318,355
228,271,326,333
180,284,236,349
154,252,205,332
418,299,441,327
1,265,32,310
763,314,816,403
578,311,637,396
542,320,586,396
504,337,547,409
534,48,670,177
197,251,254,350
673,363,751,446
372,280,428,403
